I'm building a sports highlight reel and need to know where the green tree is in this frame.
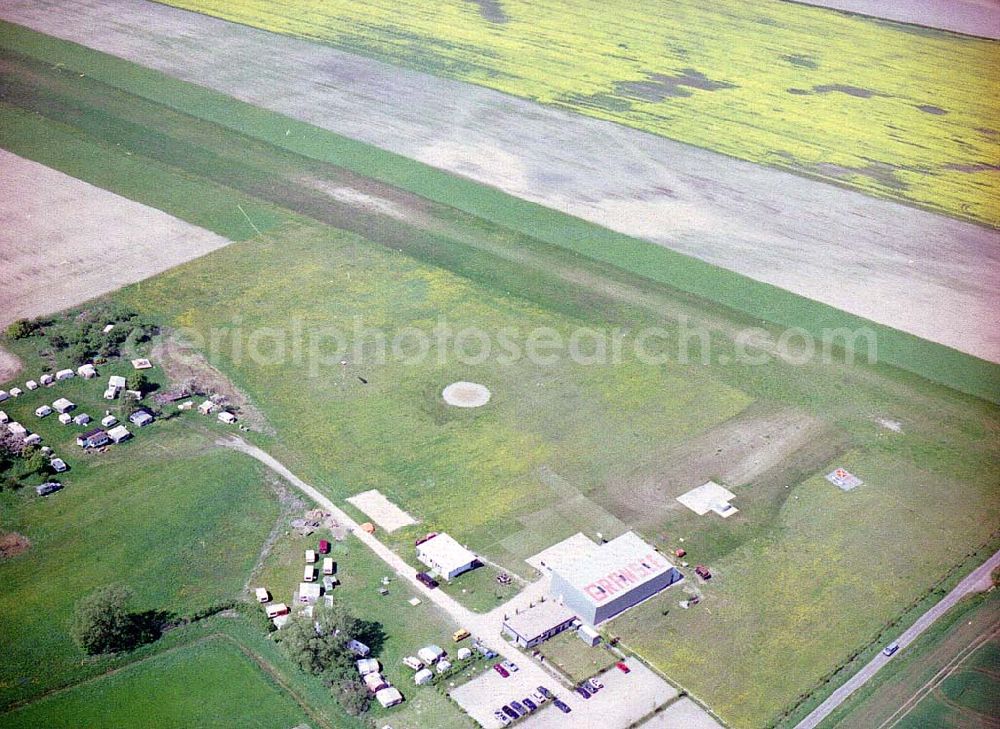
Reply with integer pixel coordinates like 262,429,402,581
126,371,149,393
70,585,135,655
334,680,370,716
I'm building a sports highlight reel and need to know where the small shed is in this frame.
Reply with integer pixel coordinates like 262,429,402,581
265,602,289,619
8,422,27,437
456,647,472,660
101,415,118,427
413,668,433,685
0,411,7,424
24,433,41,446
255,587,269,603
435,659,452,673
217,411,237,424
356,658,380,676
305,549,317,564
8,388,22,398
103,387,119,400
129,410,154,427
416,645,445,665
303,565,316,582
363,672,388,693
322,558,334,575
298,582,321,603
198,400,215,415
577,624,601,646
55,369,75,381
26,380,38,391
107,425,131,444
59,413,72,425
52,398,75,414
375,687,403,708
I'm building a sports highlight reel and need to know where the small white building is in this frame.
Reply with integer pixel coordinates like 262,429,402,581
78,428,109,448
24,433,41,446
101,415,118,428
50,458,68,473
7,422,27,437
577,623,602,646
107,425,131,444
198,400,215,415
25,380,38,391
363,672,388,693
456,647,472,660
58,413,72,425
305,549,317,564
298,582,321,603
77,364,97,379
217,411,237,424
502,601,577,648
322,557,334,575
303,565,316,582
435,659,452,673
103,387,118,400
413,668,433,685
52,398,75,414
9,388,22,398
415,533,479,581
55,369,75,381
0,411,7,424
375,687,403,708
255,587,270,603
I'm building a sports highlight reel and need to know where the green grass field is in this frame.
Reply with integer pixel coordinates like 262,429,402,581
0,637,311,729
1,22,999,729
0,364,284,707
158,0,1000,226
822,590,1000,729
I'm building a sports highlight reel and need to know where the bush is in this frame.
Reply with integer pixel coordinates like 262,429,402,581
5,319,35,340
334,680,370,716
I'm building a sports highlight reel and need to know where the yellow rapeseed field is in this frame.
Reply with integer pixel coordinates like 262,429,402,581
162,0,1000,225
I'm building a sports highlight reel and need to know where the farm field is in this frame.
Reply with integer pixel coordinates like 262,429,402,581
3,3,998,364
0,149,233,330
0,637,312,729
0,21,998,729
822,590,1000,729
150,0,1000,226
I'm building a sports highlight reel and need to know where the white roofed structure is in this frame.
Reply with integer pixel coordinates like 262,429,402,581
416,533,478,580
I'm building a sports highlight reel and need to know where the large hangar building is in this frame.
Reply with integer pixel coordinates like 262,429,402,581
546,531,681,624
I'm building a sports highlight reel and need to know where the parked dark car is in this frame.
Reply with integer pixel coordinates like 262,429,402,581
537,686,554,700
493,663,510,678
554,699,572,714
522,698,537,712
501,705,518,720
35,481,63,496
415,572,439,589
510,701,526,715
576,685,591,699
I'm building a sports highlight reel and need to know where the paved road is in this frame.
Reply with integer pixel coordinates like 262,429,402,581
795,548,1000,729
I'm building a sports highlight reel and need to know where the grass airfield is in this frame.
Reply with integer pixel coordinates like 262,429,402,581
0,8,997,729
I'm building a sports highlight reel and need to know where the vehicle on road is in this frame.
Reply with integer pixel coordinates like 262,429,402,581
554,699,572,713
538,686,554,700
616,661,631,674
522,698,537,712
416,572,439,589
493,663,510,678
452,628,471,642
501,705,518,720
576,685,591,699
882,642,900,657
502,660,519,673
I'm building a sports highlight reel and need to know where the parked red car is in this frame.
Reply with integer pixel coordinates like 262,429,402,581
318,539,330,554
695,565,712,580
616,661,631,674
493,663,510,678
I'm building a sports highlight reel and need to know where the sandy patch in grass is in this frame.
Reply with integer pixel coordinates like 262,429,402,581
0,532,31,559
345,489,417,532
0,150,231,329
0,347,23,384
442,381,491,408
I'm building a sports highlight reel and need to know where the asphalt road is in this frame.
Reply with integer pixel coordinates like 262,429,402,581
794,548,1000,729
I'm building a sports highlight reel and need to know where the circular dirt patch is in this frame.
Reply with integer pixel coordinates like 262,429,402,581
442,381,491,408
0,532,31,560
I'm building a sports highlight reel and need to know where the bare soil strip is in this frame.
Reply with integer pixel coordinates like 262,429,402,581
2,0,998,362
787,0,1000,39
0,149,231,328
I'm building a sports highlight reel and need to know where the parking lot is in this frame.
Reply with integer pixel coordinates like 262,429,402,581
449,657,678,728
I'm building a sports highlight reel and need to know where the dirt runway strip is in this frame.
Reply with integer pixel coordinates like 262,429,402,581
3,0,999,362
787,0,1000,39
0,149,231,327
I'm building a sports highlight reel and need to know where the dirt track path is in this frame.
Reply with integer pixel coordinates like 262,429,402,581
795,548,1000,729
3,0,998,362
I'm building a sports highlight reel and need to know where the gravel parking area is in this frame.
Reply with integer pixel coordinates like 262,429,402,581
450,658,678,729
639,697,724,729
